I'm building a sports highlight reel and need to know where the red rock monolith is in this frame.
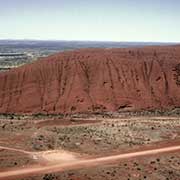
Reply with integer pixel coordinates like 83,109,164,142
0,46,180,114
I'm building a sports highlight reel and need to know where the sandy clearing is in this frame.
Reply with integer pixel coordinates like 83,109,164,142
34,150,79,163
0,145,80,164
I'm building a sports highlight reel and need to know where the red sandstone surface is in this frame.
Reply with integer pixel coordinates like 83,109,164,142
0,46,180,114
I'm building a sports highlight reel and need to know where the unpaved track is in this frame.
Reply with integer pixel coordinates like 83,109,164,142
1,145,180,179
0,146,31,155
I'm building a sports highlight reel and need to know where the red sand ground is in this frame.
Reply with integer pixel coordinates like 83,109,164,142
0,46,180,114
0,143,180,179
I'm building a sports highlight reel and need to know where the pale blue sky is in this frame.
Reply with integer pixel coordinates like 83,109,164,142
0,0,180,42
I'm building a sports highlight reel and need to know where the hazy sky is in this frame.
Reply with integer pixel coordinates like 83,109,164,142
0,0,180,42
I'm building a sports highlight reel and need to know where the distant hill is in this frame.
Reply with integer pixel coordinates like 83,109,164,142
0,40,177,51
0,45,180,114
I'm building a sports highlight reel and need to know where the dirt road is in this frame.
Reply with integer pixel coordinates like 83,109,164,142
0,146,31,155
0,145,180,179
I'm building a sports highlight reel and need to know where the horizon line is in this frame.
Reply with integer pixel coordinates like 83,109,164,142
0,39,179,44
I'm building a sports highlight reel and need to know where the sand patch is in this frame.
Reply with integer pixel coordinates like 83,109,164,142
34,150,79,164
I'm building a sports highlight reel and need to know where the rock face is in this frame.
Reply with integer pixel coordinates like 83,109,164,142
0,46,180,114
